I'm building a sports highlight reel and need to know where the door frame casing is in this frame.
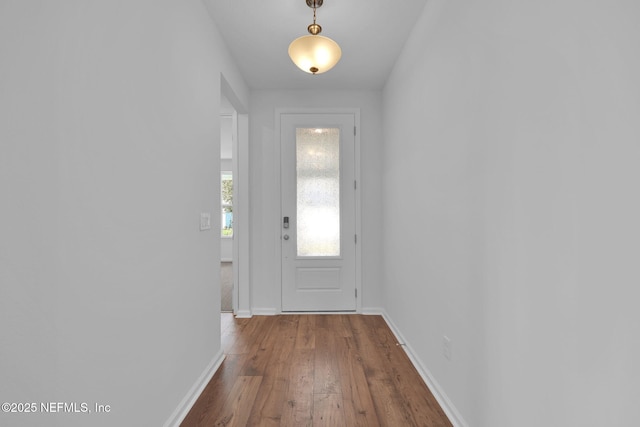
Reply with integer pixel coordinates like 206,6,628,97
274,108,362,313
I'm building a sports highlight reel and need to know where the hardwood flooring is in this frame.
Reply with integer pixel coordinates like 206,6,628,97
181,314,452,427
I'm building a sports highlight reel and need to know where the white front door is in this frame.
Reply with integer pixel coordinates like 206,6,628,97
281,113,356,311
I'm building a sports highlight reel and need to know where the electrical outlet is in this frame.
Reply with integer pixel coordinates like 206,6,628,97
200,212,211,231
443,335,452,361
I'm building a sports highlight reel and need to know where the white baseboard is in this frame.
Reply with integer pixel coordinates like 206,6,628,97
235,309,252,318
164,350,225,427
251,307,278,316
379,311,468,427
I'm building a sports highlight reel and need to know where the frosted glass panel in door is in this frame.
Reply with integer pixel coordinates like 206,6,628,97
296,128,340,257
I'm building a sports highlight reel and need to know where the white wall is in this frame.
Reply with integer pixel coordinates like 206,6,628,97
383,1,640,426
0,2,248,426
249,90,384,313
220,115,233,160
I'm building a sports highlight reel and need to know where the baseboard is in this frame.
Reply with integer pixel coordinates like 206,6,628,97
235,309,252,318
251,307,278,316
164,350,225,427
361,307,385,315
379,311,469,427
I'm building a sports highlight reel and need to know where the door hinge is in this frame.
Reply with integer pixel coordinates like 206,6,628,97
354,126,356,136
354,234,357,244
354,180,357,190
355,288,358,298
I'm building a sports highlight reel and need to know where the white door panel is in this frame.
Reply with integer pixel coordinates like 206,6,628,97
281,113,356,311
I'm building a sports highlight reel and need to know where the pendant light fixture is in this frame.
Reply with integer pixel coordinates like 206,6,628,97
288,0,342,75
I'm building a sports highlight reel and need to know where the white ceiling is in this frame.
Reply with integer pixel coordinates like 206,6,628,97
203,0,428,90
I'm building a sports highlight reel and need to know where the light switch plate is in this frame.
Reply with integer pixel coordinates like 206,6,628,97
200,212,211,231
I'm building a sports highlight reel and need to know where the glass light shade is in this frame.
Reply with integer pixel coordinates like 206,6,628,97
288,35,342,74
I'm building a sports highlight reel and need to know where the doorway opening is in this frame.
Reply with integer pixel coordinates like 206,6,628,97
220,108,234,312
219,74,249,317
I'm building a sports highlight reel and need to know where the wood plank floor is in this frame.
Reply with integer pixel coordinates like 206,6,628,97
181,314,452,427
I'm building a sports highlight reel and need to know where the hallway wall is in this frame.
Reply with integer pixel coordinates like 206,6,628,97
382,1,640,426
248,90,384,313
0,2,248,426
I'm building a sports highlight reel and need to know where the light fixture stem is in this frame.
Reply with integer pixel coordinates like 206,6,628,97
307,1,322,36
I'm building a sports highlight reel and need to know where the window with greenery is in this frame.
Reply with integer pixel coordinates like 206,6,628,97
221,172,233,237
